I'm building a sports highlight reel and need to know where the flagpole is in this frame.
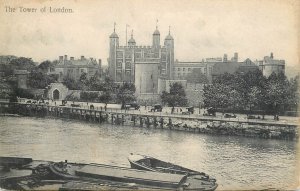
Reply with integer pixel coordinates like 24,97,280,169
126,24,129,46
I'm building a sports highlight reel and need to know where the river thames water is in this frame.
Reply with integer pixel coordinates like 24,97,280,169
0,116,298,190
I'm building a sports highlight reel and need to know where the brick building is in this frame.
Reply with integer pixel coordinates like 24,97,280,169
51,55,102,82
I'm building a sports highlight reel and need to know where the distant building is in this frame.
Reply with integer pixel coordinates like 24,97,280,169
258,53,285,77
211,58,259,81
51,55,102,82
173,60,215,82
108,24,174,101
174,53,256,83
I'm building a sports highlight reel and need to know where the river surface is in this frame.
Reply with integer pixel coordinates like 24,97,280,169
0,116,298,190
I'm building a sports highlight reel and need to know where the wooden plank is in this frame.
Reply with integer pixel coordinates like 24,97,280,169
75,165,185,188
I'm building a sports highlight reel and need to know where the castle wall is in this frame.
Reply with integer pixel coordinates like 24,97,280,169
135,63,159,96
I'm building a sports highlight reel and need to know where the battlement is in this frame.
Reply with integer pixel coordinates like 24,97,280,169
116,45,166,49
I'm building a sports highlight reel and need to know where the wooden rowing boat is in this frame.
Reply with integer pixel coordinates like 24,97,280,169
128,154,216,182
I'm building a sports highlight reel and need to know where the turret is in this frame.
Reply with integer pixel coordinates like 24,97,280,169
164,26,174,79
109,23,119,81
152,23,160,49
128,30,136,46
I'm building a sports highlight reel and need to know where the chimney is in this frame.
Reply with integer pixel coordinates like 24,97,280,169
81,56,85,60
59,56,63,61
70,57,74,61
270,52,273,59
64,55,68,60
99,59,102,74
234,52,238,62
223,54,228,62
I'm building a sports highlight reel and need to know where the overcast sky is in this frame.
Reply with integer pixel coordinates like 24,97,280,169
0,0,299,67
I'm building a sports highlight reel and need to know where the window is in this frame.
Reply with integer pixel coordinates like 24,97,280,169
125,62,131,69
117,62,122,68
188,68,191,72
135,53,141,58
178,68,181,71
183,68,185,71
117,52,123,58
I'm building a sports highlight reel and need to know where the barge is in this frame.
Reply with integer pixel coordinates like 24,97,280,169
1,156,218,190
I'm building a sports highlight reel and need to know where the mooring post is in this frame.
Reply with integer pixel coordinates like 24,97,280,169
140,117,143,127
99,112,102,123
168,118,172,129
111,114,114,124
153,117,157,128
133,115,136,126
122,115,124,125
160,117,164,128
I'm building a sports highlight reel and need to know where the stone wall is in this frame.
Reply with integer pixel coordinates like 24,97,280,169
135,63,159,96
46,83,69,100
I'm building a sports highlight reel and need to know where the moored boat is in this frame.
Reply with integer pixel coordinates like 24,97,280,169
128,154,217,183
1,156,218,191
49,160,218,190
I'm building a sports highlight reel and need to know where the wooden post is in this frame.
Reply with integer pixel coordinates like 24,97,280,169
146,117,150,128
153,117,157,128
160,117,164,128
133,115,136,126
140,117,143,127
168,118,172,129
99,112,102,123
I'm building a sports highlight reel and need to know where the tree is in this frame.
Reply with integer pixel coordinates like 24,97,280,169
287,75,299,111
186,68,209,84
63,76,81,90
97,77,114,108
38,60,55,73
266,72,289,117
88,72,104,91
116,82,136,107
9,57,36,71
161,82,188,107
28,70,58,89
98,91,112,105
80,91,99,102
79,72,89,90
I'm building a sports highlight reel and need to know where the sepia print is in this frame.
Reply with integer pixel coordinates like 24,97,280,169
0,0,299,190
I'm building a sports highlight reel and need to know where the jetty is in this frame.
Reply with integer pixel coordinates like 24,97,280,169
0,101,298,140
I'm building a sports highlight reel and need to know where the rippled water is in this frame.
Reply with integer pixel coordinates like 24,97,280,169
0,116,298,190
